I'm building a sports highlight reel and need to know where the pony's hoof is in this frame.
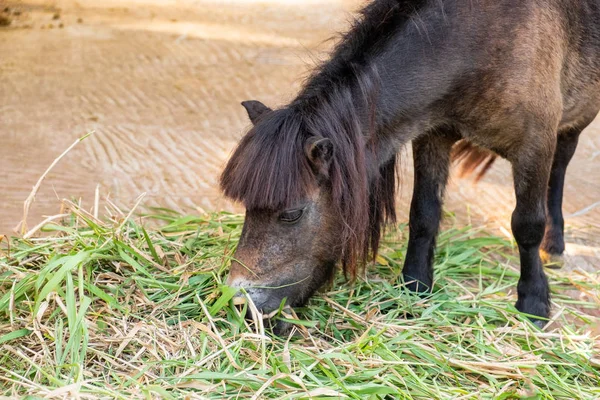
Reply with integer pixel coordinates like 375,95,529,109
268,319,293,336
540,249,564,269
532,319,546,330
403,276,432,296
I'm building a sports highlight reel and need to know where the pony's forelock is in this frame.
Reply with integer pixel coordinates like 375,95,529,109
220,109,316,211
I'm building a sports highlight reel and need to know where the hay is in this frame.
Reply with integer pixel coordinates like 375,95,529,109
1,201,599,399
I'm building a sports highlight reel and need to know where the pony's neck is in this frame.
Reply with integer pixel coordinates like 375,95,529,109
293,0,450,175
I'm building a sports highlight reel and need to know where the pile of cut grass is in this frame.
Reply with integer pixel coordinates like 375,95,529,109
1,201,599,399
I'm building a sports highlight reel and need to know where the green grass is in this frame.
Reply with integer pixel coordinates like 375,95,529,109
0,202,599,399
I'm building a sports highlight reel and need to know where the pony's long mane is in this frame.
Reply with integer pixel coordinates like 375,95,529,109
220,0,427,278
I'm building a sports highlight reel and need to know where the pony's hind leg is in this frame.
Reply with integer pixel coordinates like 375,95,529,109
511,131,557,325
540,126,583,266
403,131,458,293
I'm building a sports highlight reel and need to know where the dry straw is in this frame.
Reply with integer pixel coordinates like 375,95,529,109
0,199,599,399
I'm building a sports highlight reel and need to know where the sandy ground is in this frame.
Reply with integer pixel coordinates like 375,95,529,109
1,0,598,268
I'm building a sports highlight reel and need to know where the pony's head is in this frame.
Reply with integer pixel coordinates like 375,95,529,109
220,97,396,318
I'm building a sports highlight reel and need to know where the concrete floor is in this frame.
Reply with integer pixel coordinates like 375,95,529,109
1,0,598,268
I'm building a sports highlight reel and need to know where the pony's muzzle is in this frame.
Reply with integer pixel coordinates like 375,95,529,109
227,276,285,315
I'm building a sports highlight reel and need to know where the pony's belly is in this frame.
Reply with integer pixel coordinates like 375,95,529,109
559,94,600,131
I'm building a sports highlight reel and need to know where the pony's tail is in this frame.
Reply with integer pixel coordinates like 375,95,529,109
452,140,497,181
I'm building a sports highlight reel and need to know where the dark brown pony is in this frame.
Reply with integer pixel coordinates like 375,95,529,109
220,0,600,328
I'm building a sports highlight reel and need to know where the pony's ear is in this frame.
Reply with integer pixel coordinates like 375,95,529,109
241,100,272,124
305,136,334,177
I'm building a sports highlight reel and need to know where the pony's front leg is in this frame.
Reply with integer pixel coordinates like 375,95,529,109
403,132,457,293
511,132,556,325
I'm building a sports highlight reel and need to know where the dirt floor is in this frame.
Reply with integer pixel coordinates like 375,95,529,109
1,0,599,268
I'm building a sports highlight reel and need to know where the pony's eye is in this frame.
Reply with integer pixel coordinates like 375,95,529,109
279,208,304,224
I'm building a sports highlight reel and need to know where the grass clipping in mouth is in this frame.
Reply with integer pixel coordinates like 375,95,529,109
0,203,599,399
